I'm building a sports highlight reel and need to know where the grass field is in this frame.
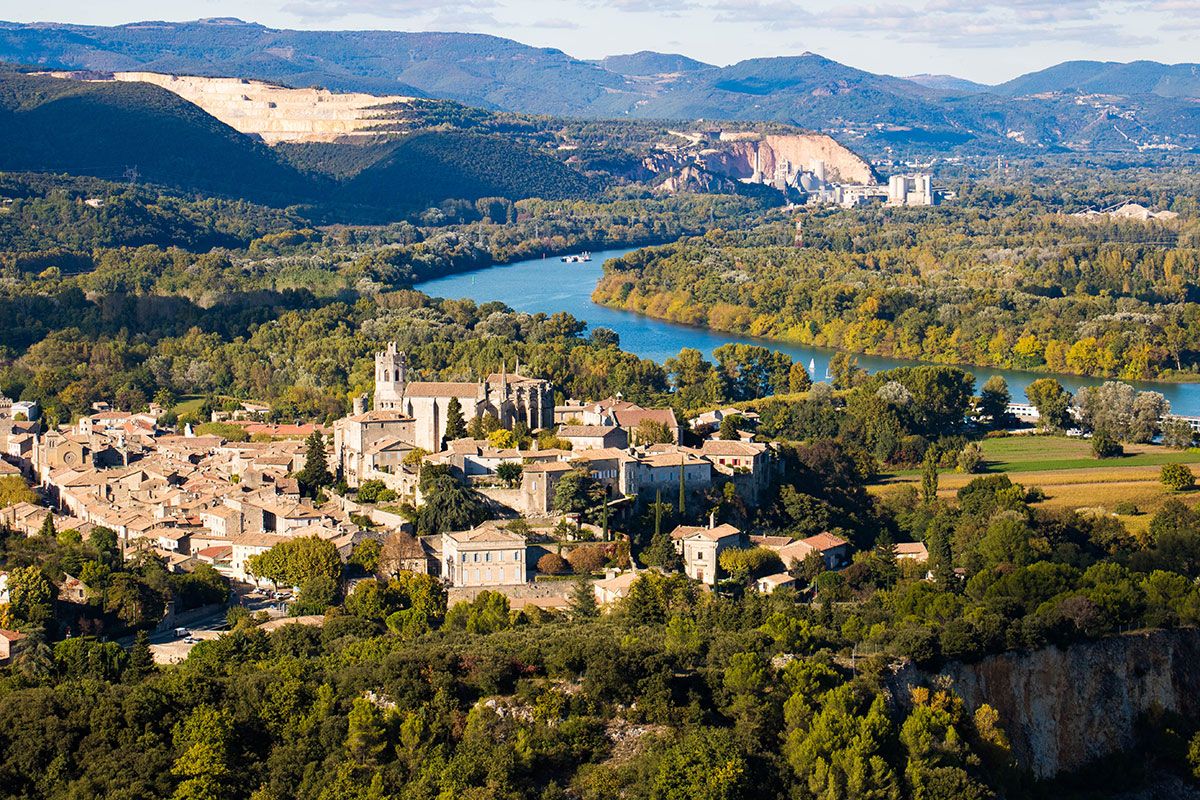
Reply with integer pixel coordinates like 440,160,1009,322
872,435,1200,537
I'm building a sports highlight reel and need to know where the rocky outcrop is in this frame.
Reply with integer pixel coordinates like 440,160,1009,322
109,72,416,143
713,132,877,185
896,629,1200,779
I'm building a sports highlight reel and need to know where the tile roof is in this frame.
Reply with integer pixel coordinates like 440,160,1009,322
670,523,742,541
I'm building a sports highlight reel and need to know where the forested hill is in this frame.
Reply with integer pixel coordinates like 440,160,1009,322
0,70,315,206
3,18,1200,152
0,70,600,219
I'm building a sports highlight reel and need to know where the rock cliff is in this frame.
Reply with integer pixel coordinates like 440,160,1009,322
896,629,1200,779
109,72,416,143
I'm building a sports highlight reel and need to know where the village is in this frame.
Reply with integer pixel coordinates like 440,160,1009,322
0,343,901,660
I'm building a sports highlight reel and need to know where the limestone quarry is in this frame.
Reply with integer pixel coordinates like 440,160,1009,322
109,72,416,144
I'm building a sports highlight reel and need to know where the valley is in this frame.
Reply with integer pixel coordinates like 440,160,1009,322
1,13,1200,800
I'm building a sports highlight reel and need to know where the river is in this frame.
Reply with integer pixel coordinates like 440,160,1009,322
417,246,1200,415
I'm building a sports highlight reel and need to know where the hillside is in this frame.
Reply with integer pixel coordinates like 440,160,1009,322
331,130,597,215
994,60,1200,99
596,51,714,76
0,70,315,205
6,18,1199,153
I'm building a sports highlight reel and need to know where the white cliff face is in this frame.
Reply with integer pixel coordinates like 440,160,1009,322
896,629,1200,779
109,72,416,143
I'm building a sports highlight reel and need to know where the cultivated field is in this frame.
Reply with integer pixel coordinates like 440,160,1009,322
872,435,1200,538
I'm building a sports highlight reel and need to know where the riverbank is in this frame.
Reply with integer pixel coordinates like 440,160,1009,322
417,247,1200,416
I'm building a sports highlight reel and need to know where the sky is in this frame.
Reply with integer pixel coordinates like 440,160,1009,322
5,0,1198,84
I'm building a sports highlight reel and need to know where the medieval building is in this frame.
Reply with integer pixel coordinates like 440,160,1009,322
370,343,555,452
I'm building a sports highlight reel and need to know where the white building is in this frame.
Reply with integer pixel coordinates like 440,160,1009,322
442,523,528,587
670,521,745,585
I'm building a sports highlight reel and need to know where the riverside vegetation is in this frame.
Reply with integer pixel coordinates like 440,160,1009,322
594,169,1200,381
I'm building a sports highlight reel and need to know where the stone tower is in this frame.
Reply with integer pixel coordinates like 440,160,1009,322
374,342,407,411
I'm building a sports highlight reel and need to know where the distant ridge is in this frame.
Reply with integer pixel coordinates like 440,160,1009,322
596,51,714,76
1,19,1198,152
904,74,991,94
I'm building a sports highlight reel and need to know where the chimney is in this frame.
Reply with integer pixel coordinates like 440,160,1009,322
709,511,715,529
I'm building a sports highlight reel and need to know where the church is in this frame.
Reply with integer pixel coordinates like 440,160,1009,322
373,343,554,451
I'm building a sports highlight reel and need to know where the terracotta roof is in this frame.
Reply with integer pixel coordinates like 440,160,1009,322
522,461,575,474
445,524,526,545
803,532,849,551
895,542,929,560
557,425,620,438
670,523,741,542
698,440,766,457
757,572,796,587
613,407,677,429
639,451,708,468
0,628,24,642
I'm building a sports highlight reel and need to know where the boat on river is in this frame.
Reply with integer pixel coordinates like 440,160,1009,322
560,251,592,263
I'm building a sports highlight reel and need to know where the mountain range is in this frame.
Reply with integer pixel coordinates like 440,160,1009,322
1,18,1198,153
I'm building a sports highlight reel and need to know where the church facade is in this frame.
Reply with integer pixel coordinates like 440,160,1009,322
373,343,554,451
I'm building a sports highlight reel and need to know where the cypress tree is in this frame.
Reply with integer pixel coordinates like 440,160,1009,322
921,450,939,505
444,396,466,442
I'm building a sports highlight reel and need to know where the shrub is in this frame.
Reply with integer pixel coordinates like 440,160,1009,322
1091,432,1123,459
566,544,608,574
1160,463,1195,492
1114,501,1140,515
537,553,570,575
956,442,984,473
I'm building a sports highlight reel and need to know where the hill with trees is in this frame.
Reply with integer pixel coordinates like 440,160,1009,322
3,18,1200,153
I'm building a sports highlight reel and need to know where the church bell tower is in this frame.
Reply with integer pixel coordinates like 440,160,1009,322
374,342,407,410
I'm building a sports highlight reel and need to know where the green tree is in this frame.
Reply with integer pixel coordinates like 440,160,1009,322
415,467,488,534
552,469,595,516
128,630,156,679
0,475,38,509
921,450,939,505
496,461,523,488
443,396,467,442
7,565,54,629
650,728,750,800
1026,378,1072,432
1161,463,1195,492
568,576,599,620
37,513,56,539
247,536,342,589
348,538,382,573
345,696,387,765
171,705,235,800
296,432,332,497
977,375,1010,427
719,414,744,441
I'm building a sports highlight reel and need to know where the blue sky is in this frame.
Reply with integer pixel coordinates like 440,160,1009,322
7,0,1198,84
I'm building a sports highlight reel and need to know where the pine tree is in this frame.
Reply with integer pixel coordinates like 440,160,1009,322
37,513,56,539
128,630,155,679
568,576,598,620
654,489,663,538
443,396,466,442
921,450,939,505
928,516,956,588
